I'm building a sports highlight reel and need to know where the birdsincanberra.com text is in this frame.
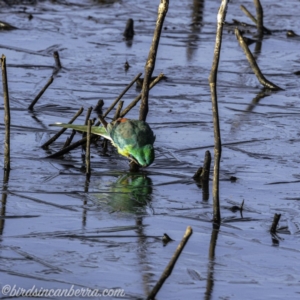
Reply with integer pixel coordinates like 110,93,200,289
1,285,126,298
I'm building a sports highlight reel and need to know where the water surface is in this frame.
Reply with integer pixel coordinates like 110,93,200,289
1,0,300,299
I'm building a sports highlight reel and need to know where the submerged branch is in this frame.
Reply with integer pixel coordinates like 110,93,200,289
235,28,282,90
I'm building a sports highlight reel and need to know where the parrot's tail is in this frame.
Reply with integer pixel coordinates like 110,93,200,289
50,123,111,140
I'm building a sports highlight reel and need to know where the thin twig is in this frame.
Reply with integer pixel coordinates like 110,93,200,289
240,5,257,25
46,137,88,158
103,73,142,118
94,99,108,133
113,101,124,121
86,120,92,181
201,150,211,201
62,129,76,149
201,150,211,181
94,99,104,127
192,167,203,180
192,151,211,200
232,19,256,29
84,107,93,125
1,54,10,171
193,150,211,180
94,99,104,117
28,76,54,110
46,135,98,158
235,28,282,90
0,168,9,235
98,115,108,130
147,226,193,300
0,192,7,235
42,107,84,149
253,0,264,39
240,5,271,34
120,73,165,118
82,106,93,139
270,213,281,234
1,55,11,235
53,51,62,69
139,0,169,122
208,0,229,224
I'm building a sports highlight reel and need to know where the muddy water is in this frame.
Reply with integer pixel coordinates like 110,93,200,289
0,0,300,299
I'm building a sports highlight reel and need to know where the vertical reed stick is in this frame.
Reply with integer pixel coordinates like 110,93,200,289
1,55,10,171
53,51,62,69
113,101,124,121
84,107,93,125
139,0,169,122
270,213,281,233
1,54,10,234
201,150,211,201
208,0,229,224
253,0,263,39
86,119,92,180
82,106,93,139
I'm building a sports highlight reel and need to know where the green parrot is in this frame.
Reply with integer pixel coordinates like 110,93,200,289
51,117,155,167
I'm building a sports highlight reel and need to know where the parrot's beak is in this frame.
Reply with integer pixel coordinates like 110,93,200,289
128,155,149,168
129,155,140,166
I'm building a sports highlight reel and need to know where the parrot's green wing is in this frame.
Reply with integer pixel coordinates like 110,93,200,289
50,118,156,167
50,123,111,141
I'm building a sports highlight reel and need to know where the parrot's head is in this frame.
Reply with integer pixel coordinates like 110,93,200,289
130,144,155,167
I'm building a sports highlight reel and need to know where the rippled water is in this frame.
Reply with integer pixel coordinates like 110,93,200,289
1,0,300,299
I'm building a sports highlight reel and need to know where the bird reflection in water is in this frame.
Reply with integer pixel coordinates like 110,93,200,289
95,174,153,214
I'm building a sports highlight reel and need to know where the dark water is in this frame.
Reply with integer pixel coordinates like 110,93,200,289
0,0,300,299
